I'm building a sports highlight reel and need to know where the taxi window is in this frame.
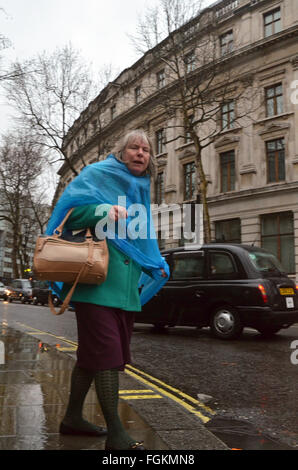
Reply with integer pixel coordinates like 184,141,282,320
209,251,238,279
172,253,205,279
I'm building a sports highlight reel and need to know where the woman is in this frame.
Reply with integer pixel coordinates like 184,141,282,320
47,129,169,450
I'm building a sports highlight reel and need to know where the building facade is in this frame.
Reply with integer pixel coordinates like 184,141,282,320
0,217,35,283
0,203,49,283
57,0,298,278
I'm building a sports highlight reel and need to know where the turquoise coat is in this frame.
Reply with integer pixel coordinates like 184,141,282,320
60,204,142,312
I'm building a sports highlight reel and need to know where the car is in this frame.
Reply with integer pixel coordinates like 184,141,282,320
4,279,33,303
138,244,298,340
0,282,6,299
31,280,50,305
31,280,62,307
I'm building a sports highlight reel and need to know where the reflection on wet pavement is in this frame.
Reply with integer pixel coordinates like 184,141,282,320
0,325,168,450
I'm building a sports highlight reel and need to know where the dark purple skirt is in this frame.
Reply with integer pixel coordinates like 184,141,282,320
74,302,135,371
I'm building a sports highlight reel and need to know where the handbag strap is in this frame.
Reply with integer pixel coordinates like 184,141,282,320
48,207,96,314
48,234,95,315
54,208,93,240
53,208,74,236
48,265,85,315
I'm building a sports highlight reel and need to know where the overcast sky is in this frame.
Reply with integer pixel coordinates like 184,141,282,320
0,0,214,120
0,0,214,195
1,0,214,69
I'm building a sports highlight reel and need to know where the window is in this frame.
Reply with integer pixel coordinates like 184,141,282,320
111,104,116,120
155,171,165,205
265,83,283,117
209,251,238,279
215,218,241,243
261,212,295,273
184,51,196,73
221,101,235,130
135,86,141,104
220,150,235,192
172,252,205,279
157,70,165,89
183,162,196,200
264,8,281,38
156,128,165,154
92,120,97,133
185,114,194,143
220,30,233,56
215,0,239,19
157,231,166,251
266,138,285,183
248,250,284,275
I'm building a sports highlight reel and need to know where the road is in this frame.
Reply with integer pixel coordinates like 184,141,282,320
1,299,298,450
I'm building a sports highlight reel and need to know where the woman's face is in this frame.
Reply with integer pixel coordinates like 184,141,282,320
122,137,151,176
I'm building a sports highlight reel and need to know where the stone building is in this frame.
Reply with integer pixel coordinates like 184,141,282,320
57,0,298,278
0,202,50,283
0,218,35,283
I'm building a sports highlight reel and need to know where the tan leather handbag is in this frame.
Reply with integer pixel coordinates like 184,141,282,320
33,208,109,315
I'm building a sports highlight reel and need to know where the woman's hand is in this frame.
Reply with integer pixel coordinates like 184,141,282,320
160,268,167,278
109,205,128,221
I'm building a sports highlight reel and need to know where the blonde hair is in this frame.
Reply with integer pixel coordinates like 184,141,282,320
113,129,157,178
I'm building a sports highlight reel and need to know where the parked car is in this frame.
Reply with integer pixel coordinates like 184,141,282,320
0,282,6,299
4,279,33,303
31,280,50,305
31,280,62,307
138,244,298,340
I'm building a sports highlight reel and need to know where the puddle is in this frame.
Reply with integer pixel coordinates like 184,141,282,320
0,325,169,450
206,417,294,450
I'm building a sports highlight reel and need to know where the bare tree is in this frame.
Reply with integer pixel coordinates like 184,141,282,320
0,131,48,277
0,8,11,80
0,8,25,83
97,63,119,90
130,0,262,242
4,43,99,176
128,0,204,54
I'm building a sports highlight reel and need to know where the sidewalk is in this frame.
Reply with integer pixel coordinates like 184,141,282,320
0,323,228,451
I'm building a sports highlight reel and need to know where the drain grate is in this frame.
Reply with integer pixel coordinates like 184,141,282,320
206,417,294,450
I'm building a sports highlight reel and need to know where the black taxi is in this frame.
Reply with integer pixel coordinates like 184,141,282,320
138,244,298,339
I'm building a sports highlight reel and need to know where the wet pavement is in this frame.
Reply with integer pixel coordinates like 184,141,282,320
0,322,228,451
206,417,294,450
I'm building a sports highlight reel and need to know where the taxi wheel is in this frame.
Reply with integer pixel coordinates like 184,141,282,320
210,305,243,340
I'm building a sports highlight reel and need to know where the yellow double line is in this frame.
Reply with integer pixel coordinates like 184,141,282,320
17,321,215,423
125,364,214,423
119,389,163,400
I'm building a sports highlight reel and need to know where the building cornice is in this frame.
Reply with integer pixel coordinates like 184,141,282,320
208,181,298,205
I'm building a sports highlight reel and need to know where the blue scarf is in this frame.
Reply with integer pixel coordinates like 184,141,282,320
46,154,170,305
